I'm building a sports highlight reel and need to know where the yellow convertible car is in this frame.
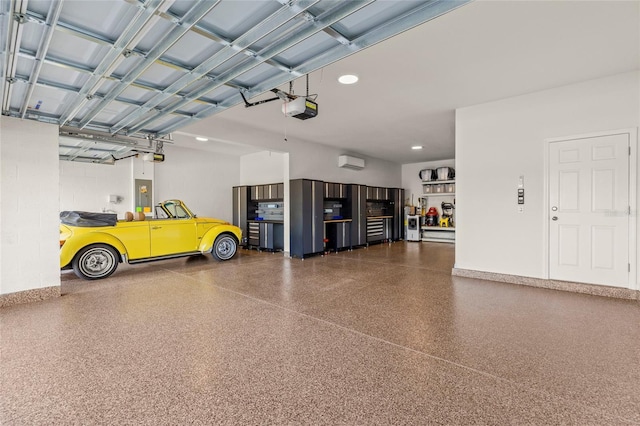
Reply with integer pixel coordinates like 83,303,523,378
60,200,242,280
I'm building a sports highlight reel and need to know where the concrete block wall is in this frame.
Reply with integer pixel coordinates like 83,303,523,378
0,117,60,296
59,159,133,218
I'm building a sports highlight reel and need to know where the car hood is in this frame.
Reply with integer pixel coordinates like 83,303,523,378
195,217,231,225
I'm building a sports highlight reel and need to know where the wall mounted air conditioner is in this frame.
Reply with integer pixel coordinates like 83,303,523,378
338,155,365,170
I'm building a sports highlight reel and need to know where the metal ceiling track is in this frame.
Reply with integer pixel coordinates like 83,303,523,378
1,0,28,114
108,0,324,135
156,0,472,136
1,0,472,159
123,0,373,135
59,125,170,163
57,0,173,126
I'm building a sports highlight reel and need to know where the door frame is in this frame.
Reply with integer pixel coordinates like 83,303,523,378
543,128,638,290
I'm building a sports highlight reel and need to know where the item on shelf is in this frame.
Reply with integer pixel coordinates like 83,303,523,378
436,167,455,180
426,207,439,226
441,202,455,227
419,169,436,181
439,217,450,227
445,183,455,193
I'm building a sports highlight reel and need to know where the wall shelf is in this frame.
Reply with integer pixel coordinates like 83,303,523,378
422,179,455,185
420,179,456,243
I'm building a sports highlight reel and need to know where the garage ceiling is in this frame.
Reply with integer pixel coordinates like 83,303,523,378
0,0,470,163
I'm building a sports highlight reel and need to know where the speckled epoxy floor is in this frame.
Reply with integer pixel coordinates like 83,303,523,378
2,242,640,425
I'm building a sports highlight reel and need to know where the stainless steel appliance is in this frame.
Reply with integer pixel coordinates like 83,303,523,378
419,169,436,181
436,167,455,180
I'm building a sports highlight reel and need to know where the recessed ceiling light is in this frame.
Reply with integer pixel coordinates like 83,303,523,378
195,137,208,142
411,145,423,150
338,74,358,85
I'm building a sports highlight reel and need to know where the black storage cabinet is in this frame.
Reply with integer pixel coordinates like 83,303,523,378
325,221,351,251
349,184,367,247
232,186,249,246
290,179,324,258
390,188,405,241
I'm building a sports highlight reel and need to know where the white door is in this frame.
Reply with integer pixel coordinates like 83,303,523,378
549,133,630,287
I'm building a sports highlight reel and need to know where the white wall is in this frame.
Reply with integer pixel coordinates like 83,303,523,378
60,145,240,222
288,141,400,186
0,117,60,295
402,159,455,208
60,159,133,218
455,71,640,285
240,151,286,185
155,144,240,222
183,118,402,188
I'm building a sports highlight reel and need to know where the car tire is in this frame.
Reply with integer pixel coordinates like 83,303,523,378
211,234,238,261
72,244,119,280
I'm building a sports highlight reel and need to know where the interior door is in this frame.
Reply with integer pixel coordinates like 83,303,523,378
549,133,630,287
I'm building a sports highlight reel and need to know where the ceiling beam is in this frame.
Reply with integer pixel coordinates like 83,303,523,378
15,48,222,106
76,0,223,130
57,0,173,126
1,0,29,114
19,0,63,118
12,73,202,119
127,0,374,135
109,0,322,135
157,0,472,136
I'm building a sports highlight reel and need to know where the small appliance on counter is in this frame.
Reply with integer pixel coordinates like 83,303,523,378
406,215,420,241
425,207,439,226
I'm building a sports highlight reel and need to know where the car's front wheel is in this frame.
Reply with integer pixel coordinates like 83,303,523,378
211,234,238,261
72,244,119,280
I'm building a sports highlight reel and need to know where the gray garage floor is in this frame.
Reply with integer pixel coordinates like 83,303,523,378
1,242,639,424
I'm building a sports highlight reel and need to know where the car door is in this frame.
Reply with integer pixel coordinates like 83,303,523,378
150,202,198,257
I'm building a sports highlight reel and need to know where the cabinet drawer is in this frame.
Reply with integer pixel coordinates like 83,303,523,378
367,219,384,236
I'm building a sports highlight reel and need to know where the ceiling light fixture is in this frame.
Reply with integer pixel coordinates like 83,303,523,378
411,145,423,150
195,137,208,142
338,74,358,85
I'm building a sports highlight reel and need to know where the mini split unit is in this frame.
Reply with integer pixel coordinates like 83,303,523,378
338,155,365,170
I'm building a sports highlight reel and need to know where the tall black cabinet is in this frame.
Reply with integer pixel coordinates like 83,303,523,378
391,188,405,241
290,179,324,258
349,184,367,247
232,185,249,245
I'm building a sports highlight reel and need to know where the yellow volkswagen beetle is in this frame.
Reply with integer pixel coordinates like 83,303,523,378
60,200,242,280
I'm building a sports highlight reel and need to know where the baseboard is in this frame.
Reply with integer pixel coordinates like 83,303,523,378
0,286,61,308
451,268,639,301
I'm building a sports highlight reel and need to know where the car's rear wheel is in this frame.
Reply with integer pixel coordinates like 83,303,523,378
211,234,237,261
72,244,119,280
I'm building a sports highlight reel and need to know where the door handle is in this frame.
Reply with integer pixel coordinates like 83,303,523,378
552,216,558,221
151,226,162,229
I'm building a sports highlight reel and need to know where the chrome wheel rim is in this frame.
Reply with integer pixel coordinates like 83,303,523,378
215,237,236,260
79,247,116,278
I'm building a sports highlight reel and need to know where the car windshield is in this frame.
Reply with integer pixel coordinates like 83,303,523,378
162,202,190,219
155,205,169,219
